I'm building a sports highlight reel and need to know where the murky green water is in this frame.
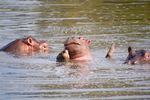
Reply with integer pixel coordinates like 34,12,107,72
0,0,150,100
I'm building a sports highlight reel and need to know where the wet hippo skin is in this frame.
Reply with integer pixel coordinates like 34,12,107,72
0,36,48,55
57,36,92,62
124,47,150,65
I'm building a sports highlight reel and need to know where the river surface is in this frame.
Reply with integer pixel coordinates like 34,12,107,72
0,0,150,100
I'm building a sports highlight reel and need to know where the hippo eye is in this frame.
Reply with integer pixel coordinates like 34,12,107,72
43,45,47,49
43,46,46,48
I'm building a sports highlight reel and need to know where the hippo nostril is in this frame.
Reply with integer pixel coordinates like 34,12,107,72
39,42,48,50
147,55,150,58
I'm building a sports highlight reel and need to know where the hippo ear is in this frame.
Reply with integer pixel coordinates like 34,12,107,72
87,40,91,45
79,36,83,39
128,46,132,55
27,36,34,46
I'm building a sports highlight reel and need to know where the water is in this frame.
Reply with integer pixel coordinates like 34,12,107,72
0,0,150,100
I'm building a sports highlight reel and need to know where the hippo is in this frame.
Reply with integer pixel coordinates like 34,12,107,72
57,36,92,62
106,43,150,65
0,36,48,55
124,47,150,65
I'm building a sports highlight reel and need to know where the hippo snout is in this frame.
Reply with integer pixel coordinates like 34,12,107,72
39,42,49,52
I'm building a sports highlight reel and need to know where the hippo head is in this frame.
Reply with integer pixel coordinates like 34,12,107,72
57,36,92,62
23,36,48,52
1,36,48,55
124,47,150,65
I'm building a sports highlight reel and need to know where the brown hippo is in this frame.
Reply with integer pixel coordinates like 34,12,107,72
0,36,48,55
57,36,92,62
106,44,150,65
124,47,150,65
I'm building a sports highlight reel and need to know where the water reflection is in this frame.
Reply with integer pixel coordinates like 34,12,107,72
56,60,90,78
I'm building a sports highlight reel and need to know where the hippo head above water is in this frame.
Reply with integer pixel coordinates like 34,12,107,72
124,47,150,65
105,43,150,65
0,36,48,55
57,36,92,62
